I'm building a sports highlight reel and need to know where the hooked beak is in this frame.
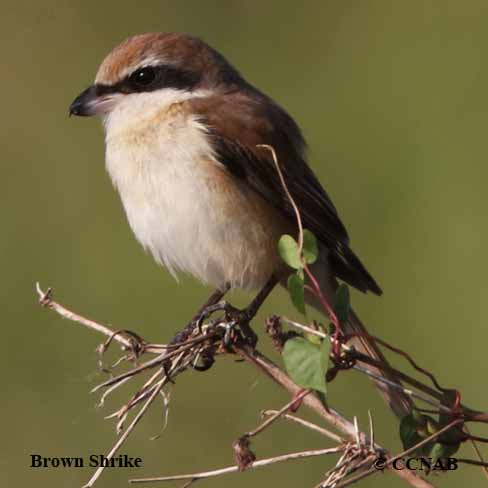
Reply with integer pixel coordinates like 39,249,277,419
69,84,116,117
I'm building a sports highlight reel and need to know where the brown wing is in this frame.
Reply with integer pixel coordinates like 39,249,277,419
188,89,382,295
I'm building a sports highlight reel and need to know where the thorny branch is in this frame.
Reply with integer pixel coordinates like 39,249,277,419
36,281,488,488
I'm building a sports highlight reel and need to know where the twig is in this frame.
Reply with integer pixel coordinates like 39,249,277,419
318,448,376,488
234,343,434,488
261,410,344,444
36,287,469,488
368,410,374,450
465,425,488,481
36,282,163,354
97,376,132,408
303,275,340,330
281,317,488,422
282,317,444,410
104,369,165,425
371,335,444,392
333,418,464,488
129,446,345,484
353,363,447,412
457,459,488,468
246,389,311,438
465,435,488,444
257,144,304,252
91,333,217,393
82,375,168,488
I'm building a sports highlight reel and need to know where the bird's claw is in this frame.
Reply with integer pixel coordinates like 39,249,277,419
196,300,258,348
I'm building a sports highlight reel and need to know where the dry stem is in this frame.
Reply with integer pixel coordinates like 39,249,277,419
36,283,487,488
130,446,345,484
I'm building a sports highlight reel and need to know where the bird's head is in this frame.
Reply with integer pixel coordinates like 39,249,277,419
69,32,244,118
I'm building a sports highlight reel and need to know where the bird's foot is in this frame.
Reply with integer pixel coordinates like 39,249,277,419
163,300,259,375
195,300,258,349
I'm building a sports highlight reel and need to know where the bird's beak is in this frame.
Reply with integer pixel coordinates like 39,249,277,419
69,84,116,117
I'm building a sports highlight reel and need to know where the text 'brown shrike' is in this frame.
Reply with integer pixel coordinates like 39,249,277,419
69,33,410,417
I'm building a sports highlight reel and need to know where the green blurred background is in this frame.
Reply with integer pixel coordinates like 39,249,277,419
3,1,488,487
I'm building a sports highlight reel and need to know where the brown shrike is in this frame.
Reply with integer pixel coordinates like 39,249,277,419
70,33,410,417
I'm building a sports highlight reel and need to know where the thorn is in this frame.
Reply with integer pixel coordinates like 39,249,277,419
368,410,374,450
354,416,360,448
36,282,53,305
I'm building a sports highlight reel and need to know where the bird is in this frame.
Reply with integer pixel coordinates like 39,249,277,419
69,32,410,417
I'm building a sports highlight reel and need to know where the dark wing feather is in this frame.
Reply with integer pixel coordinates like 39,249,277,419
188,90,382,295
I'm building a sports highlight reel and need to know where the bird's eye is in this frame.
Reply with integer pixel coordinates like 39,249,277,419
129,67,157,87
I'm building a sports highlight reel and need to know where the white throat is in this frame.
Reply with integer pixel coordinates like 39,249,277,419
102,88,210,136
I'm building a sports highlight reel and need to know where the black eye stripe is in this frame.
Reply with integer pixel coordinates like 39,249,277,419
96,64,201,96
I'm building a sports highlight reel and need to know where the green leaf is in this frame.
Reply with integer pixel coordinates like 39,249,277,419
428,441,460,465
306,333,322,345
278,235,302,269
334,284,350,324
288,273,306,315
302,229,319,264
400,413,434,456
400,413,440,457
400,413,423,451
282,336,328,393
306,323,330,347
428,443,445,465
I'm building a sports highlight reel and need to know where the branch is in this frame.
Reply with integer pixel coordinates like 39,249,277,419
36,283,163,354
332,418,464,488
83,374,168,488
36,284,486,488
281,317,488,423
129,446,345,484
233,344,434,488
261,410,344,444
245,389,311,438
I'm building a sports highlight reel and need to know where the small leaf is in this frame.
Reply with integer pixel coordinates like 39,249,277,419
306,333,322,345
288,273,306,315
334,284,350,324
400,413,422,451
302,229,319,264
282,336,328,393
278,235,302,269
400,413,432,455
428,442,460,465
400,413,438,457
428,443,445,465
307,322,327,344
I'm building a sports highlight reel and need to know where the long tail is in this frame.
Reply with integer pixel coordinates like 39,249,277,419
305,258,412,419
342,308,412,418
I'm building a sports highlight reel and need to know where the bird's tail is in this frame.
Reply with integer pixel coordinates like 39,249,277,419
341,308,412,418
304,259,412,419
